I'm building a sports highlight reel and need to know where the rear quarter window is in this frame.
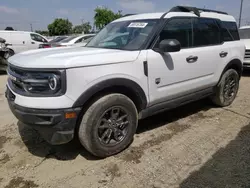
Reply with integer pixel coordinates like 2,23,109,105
221,22,240,42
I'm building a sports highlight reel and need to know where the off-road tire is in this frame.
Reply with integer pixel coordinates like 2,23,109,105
210,69,239,107
78,93,138,158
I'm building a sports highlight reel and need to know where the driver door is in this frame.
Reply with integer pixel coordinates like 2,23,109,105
147,17,218,106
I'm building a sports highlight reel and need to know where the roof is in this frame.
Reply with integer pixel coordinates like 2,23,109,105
113,6,236,23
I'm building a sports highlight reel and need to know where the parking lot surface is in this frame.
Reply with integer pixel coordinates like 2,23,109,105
1,73,250,188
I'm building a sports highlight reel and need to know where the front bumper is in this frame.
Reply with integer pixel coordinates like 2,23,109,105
6,87,81,145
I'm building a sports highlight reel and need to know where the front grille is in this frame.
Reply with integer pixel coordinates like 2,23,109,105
245,49,250,60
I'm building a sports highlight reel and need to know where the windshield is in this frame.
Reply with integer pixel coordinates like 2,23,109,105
60,36,77,43
87,19,158,50
84,36,94,43
239,28,250,39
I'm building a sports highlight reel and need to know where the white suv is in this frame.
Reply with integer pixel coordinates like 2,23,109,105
6,6,245,157
239,26,250,68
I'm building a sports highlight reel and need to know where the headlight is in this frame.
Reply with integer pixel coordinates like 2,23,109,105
7,66,66,97
48,75,59,91
22,72,64,95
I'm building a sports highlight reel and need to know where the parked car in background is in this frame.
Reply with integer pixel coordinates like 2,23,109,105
39,36,68,48
70,36,94,47
0,37,11,71
0,30,48,54
239,26,250,69
57,34,95,47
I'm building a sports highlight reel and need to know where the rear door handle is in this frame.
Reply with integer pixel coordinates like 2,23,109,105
220,51,228,58
186,56,198,63
31,42,35,44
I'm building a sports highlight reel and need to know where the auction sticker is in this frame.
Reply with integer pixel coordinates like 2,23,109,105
128,22,148,28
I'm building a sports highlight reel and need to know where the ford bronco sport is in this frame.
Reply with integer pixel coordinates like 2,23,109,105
6,6,245,157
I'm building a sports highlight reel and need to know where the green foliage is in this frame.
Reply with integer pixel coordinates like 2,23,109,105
48,18,73,36
94,7,122,30
73,22,92,34
35,30,49,36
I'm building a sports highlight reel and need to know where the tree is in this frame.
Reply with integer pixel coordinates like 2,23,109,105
94,7,122,30
5,27,14,31
35,30,49,36
48,18,72,36
73,22,92,34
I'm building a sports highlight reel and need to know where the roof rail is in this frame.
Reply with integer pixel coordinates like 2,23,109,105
197,8,228,15
168,6,228,17
122,14,136,17
169,6,201,17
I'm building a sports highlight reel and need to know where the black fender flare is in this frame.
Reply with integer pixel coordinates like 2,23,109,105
221,59,243,79
72,78,148,111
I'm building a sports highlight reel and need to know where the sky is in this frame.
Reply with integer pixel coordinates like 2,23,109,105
0,0,250,31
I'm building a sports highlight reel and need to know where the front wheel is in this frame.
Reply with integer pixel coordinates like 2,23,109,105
210,69,239,107
78,94,138,158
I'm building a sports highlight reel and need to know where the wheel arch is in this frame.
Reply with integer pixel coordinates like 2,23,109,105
72,78,148,112
221,58,243,79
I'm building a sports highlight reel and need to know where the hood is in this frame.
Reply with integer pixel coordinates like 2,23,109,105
241,39,250,49
8,47,140,69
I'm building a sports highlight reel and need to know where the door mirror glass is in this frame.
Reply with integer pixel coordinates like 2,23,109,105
158,39,181,53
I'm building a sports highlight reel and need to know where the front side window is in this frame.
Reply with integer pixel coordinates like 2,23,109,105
193,18,220,47
87,19,157,50
239,28,250,39
158,18,192,48
30,33,47,43
156,17,221,50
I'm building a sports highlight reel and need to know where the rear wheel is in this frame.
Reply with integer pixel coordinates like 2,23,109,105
78,94,138,157
210,69,239,107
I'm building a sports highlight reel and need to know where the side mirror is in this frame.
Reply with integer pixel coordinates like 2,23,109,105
158,39,181,53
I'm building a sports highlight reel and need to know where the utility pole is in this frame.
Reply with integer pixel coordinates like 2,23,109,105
30,23,33,32
239,0,243,28
81,19,84,34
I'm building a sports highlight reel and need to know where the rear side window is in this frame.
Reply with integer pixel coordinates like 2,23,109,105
221,22,240,41
192,18,221,47
159,18,192,48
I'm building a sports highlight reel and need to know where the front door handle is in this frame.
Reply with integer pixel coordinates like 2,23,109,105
186,56,198,63
31,42,35,44
220,51,228,58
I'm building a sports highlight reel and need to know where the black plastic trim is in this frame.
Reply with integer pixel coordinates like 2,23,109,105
143,61,148,77
72,78,148,110
7,94,81,145
220,59,243,79
139,87,214,119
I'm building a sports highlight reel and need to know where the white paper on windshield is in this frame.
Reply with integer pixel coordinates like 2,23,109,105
128,22,148,28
